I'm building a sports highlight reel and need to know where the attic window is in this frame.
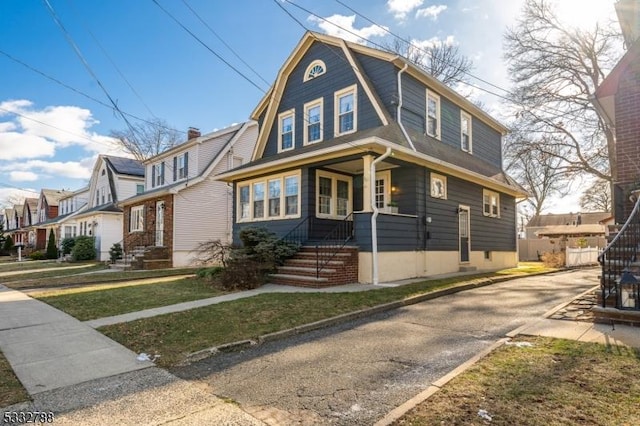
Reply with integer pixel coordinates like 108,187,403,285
303,60,326,82
101,169,105,176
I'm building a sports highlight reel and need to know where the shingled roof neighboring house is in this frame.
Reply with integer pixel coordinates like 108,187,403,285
525,212,612,239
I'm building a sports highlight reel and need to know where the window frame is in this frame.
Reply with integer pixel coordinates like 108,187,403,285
482,189,500,218
461,110,472,153
426,90,441,139
334,85,358,137
236,171,301,223
303,98,323,145
315,170,353,219
303,59,326,82
177,153,188,180
130,205,144,232
374,170,391,210
278,109,295,153
430,173,447,199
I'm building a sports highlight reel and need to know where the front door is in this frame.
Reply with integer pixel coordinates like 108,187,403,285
459,205,470,263
155,201,164,246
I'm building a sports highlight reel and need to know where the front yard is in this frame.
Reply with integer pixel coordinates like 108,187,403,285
98,266,558,367
395,336,640,425
0,349,28,408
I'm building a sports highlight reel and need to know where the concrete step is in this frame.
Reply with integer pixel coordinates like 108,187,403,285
284,258,345,267
276,265,337,277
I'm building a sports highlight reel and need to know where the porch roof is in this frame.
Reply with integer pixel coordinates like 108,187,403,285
73,202,122,219
215,123,526,197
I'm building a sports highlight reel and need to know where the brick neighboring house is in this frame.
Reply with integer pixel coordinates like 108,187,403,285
21,198,40,251
31,189,72,251
120,122,258,269
595,2,640,222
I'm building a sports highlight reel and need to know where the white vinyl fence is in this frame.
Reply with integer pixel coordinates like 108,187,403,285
565,247,602,267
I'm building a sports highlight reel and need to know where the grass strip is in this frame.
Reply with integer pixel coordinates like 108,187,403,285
35,277,223,321
0,349,29,408
2,267,198,290
396,336,640,425
99,266,556,367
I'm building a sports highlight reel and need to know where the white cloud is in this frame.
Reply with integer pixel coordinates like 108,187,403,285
308,14,388,44
0,122,16,132
9,171,38,182
416,5,447,20
387,0,423,20
0,131,56,160
0,188,38,209
411,35,456,50
0,159,93,180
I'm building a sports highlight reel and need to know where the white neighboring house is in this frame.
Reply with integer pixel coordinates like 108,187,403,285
120,121,258,268
36,187,90,253
73,155,145,261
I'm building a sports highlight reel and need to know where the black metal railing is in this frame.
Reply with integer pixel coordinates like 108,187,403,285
280,215,314,247
598,194,640,309
315,213,354,278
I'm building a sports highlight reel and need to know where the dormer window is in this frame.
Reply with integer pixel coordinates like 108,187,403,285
152,162,165,188
303,60,326,82
278,109,295,152
335,85,357,136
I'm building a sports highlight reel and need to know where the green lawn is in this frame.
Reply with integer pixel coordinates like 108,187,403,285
99,266,557,367
2,267,198,290
0,349,29,408
34,277,222,321
0,260,97,273
0,264,108,284
395,336,640,425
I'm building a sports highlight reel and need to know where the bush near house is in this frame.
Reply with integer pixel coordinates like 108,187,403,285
109,243,123,264
2,235,13,256
29,251,46,260
46,229,58,259
541,251,566,268
61,237,76,255
195,227,298,291
71,236,96,261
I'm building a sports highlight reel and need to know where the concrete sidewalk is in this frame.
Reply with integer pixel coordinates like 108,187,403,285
0,284,153,395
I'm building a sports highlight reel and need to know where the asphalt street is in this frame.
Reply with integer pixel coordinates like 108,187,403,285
173,268,600,425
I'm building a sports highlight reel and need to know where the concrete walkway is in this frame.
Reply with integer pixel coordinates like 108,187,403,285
85,281,393,328
0,263,97,278
0,284,153,394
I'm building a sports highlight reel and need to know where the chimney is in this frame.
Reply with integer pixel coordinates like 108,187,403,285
187,127,201,140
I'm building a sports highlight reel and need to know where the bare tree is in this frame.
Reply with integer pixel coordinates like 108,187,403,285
580,179,611,212
504,128,570,217
504,0,622,183
110,118,182,161
384,37,473,86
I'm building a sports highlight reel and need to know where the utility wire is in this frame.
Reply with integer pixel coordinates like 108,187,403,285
42,0,143,142
151,0,267,93
0,49,185,135
180,0,271,87
66,0,157,118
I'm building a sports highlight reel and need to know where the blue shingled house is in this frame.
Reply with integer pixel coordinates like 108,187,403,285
216,32,525,286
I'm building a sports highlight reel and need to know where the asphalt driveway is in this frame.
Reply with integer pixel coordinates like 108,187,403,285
173,268,600,425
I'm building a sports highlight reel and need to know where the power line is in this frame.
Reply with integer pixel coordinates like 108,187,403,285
0,183,40,195
151,0,267,93
0,49,185,135
66,0,157,118
180,0,271,87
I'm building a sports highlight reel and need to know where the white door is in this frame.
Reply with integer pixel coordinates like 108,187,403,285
155,201,164,246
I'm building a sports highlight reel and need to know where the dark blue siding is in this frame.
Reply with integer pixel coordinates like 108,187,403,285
356,54,397,118
354,212,420,252
261,42,383,159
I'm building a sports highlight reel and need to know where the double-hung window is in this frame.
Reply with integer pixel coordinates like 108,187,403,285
426,91,440,139
152,163,165,187
316,171,352,219
335,85,357,136
130,205,144,232
304,99,323,145
278,110,295,152
483,189,500,218
176,153,188,180
237,172,301,222
461,111,472,153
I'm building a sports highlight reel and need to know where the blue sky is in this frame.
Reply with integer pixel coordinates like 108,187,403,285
0,0,617,211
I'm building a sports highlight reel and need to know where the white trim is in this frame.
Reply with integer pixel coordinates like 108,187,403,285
426,90,441,140
303,98,323,145
461,110,472,153
334,85,358,137
130,205,144,232
236,170,302,223
277,109,295,153
430,172,447,199
483,189,500,218
303,59,326,82
316,170,353,219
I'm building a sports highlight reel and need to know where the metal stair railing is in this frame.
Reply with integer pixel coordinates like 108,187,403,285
315,213,354,278
598,194,640,309
280,215,314,247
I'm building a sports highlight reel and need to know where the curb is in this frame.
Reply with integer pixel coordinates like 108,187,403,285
182,269,564,364
373,338,510,426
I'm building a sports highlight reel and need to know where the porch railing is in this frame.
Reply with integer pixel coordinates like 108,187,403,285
280,215,314,247
598,194,640,310
315,213,354,278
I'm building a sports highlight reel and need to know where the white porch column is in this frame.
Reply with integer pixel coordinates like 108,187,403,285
362,155,374,212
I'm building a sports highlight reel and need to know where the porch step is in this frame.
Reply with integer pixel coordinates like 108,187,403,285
277,265,337,277
285,258,345,267
272,245,359,287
